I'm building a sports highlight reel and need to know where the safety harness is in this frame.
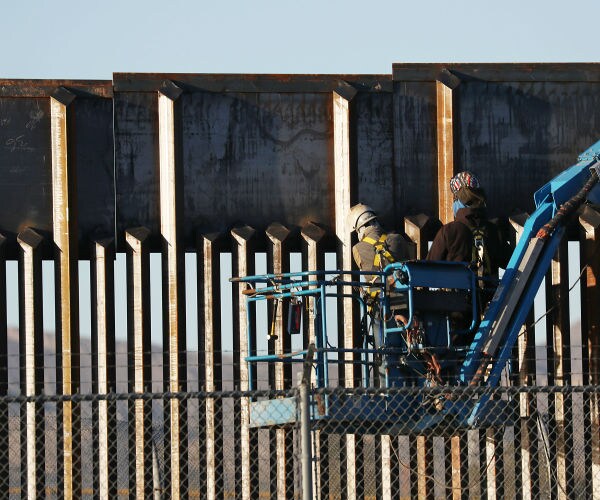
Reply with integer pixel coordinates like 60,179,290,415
362,233,396,298
468,225,493,282
362,234,395,270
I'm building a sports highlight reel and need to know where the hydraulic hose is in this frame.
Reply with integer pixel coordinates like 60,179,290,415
536,162,600,240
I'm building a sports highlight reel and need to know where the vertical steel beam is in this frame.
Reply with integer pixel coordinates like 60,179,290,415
378,435,390,499
579,205,600,380
579,205,600,498
485,429,497,498
445,434,464,500
90,239,116,499
333,86,357,387
447,434,468,499
266,223,292,390
509,214,536,388
458,433,470,497
198,232,227,499
125,227,153,499
0,234,8,494
51,87,80,499
444,437,454,499
300,222,327,498
17,229,44,499
486,427,505,499
509,213,537,499
300,222,326,350
333,85,361,500
231,226,258,500
548,240,572,382
266,222,294,499
413,435,430,498
546,238,572,499
404,214,441,259
436,70,461,224
0,234,7,395
299,374,313,500
398,435,411,498
158,80,187,498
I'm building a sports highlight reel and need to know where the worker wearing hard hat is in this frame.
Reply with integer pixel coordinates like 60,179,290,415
348,203,428,384
348,203,414,281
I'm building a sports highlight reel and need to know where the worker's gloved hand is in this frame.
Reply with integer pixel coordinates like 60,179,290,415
395,314,408,325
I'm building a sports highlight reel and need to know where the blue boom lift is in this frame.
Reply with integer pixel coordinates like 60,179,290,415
232,140,600,434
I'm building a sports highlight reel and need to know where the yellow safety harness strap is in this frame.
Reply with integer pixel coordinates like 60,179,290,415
362,234,395,268
362,234,395,297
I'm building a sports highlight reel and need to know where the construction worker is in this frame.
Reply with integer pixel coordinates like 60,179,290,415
428,171,511,304
348,204,416,385
348,203,413,282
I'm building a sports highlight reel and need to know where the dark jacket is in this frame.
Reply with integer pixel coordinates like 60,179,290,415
427,207,511,277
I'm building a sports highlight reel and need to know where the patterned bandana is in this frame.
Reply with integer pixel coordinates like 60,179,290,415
450,171,480,194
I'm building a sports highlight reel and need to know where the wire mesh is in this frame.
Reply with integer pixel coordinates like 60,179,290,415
0,385,597,498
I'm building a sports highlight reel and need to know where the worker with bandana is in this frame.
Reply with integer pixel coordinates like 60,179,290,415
428,170,511,304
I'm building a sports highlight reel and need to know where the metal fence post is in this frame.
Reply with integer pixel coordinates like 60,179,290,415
300,345,315,500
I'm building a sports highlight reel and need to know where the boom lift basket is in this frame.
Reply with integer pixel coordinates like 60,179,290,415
232,263,517,434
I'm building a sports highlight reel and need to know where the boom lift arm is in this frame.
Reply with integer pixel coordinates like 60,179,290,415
461,141,600,389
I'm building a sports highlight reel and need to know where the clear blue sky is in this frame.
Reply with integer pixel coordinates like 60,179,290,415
2,0,599,80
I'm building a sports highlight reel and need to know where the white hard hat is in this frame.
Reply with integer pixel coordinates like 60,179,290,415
348,203,377,232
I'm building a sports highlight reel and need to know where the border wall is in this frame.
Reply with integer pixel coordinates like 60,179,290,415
1,63,600,497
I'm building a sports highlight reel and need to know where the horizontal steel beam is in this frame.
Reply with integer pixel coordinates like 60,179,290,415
113,73,392,93
393,63,600,81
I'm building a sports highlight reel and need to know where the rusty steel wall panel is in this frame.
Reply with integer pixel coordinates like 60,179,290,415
114,91,160,239
0,84,113,256
392,64,600,221
2,68,600,250
392,63,600,82
392,81,438,215
180,91,333,236
73,97,115,247
114,74,391,250
112,73,391,94
456,81,600,217
355,92,396,224
116,89,337,241
0,98,52,240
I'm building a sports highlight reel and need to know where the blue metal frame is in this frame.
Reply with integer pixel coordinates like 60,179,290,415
237,262,483,427
383,260,479,335
241,272,371,388
238,262,480,390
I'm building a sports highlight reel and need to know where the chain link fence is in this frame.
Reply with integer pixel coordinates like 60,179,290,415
1,384,599,498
